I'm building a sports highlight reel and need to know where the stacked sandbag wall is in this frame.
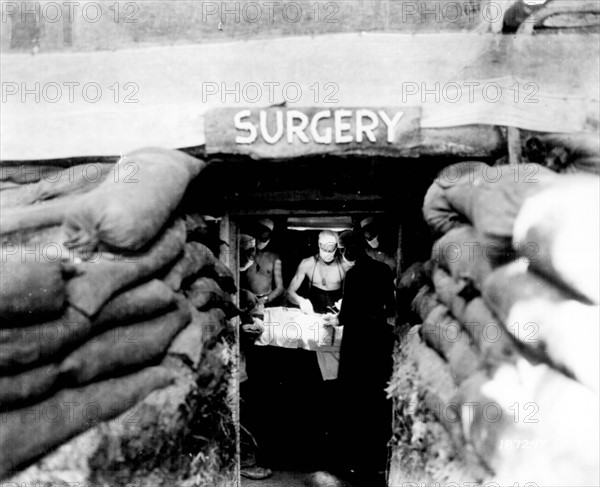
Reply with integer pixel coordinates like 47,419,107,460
0,148,239,485
388,161,599,486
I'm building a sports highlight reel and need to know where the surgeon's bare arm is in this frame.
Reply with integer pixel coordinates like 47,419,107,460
287,259,314,314
264,257,284,304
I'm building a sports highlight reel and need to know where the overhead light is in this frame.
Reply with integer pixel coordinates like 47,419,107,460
287,216,353,231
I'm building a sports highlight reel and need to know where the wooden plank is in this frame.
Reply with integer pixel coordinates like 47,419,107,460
227,208,387,217
220,190,387,215
507,126,522,165
205,107,421,159
396,223,404,280
218,215,240,486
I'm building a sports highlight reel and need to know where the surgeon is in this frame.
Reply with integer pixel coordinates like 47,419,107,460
359,216,397,273
287,230,349,314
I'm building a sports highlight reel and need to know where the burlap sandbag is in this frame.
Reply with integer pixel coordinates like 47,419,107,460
0,365,176,479
0,181,21,191
422,161,489,238
0,255,65,322
163,241,235,293
0,163,114,209
482,262,568,325
184,213,210,240
62,148,208,252
397,262,433,324
0,183,38,209
410,285,440,321
452,363,599,487
431,265,470,318
443,163,557,243
185,277,239,318
0,307,90,372
0,164,76,184
93,279,177,328
513,174,599,304
0,364,59,410
461,297,517,365
65,218,186,317
168,307,226,369
432,225,501,289
483,262,599,391
535,132,600,175
0,196,84,236
0,224,65,249
59,299,191,386
432,266,517,365
419,305,480,383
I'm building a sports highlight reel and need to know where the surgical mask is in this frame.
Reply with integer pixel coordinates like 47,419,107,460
240,259,254,272
256,239,269,250
366,236,380,249
319,249,336,263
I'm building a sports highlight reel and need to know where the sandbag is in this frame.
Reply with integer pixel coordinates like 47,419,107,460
0,164,77,184
34,163,115,202
62,148,208,252
168,307,226,369
483,262,570,325
163,241,235,293
460,298,516,365
535,132,600,175
454,361,599,487
93,279,177,328
0,364,59,410
184,213,210,240
0,183,38,209
0,224,65,249
59,299,191,386
444,163,557,242
0,365,176,479
432,225,502,289
432,266,517,365
0,307,90,372
513,174,599,304
0,196,84,236
65,218,186,317
397,261,432,295
185,277,239,318
422,161,489,238
419,305,480,383
483,262,599,391
423,162,557,247
0,163,114,209
0,254,65,322
431,265,470,319
410,285,440,321
0,181,21,191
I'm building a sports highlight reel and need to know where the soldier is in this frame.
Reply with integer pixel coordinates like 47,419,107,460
287,230,348,314
242,218,284,308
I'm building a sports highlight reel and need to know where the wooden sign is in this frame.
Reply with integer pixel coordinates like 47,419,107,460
204,107,421,159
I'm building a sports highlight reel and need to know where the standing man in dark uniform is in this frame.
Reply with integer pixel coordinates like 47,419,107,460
334,230,396,485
